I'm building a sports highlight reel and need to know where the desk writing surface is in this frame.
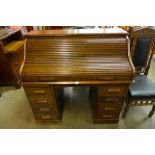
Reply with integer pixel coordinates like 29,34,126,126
26,27,128,37
22,28,133,79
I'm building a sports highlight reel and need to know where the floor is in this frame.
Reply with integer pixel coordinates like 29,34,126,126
0,56,155,129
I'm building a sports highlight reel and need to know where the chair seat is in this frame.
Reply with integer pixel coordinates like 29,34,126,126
128,75,155,99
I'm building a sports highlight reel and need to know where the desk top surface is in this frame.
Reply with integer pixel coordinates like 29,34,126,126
27,27,128,37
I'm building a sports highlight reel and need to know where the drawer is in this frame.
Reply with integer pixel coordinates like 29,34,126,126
23,76,55,82
97,114,118,119
98,96,124,104
96,103,122,115
23,75,132,82
98,85,128,96
32,104,57,114
35,113,58,121
29,97,56,106
97,75,132,81
24,86,55,98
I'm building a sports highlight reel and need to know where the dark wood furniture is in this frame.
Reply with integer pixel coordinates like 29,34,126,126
26,26,34,32
0,28,25,88
122,27,155,118
22,28,135,124
0,44,14,86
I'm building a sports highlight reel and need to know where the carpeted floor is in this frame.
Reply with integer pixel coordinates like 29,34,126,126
0,56,155,129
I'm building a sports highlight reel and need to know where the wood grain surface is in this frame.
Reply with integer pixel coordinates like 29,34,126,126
22,28,133,79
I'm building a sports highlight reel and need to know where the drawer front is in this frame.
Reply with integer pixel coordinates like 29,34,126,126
97,114,118,119
24,86,54,98
97,96,124,104
29,97,59,121
35,113,58,121
23,75,132,82
34,106,56,113
97,75,132,81
32,105,58,115
29,97,56,106
97,103,122,115
98,85,128,96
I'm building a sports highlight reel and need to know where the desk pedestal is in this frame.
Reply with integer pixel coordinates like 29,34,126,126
24,85,63,122
90,84,129,123
23,83,129,124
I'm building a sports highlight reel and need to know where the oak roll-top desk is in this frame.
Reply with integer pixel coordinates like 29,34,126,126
22,28,135,124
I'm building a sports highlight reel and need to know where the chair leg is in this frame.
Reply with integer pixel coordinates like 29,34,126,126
148,105,155,118
122,104,129,119
15,80,21,89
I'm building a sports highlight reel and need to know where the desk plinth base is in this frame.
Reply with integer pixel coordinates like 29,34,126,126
35,119,62,123
93,118,119,124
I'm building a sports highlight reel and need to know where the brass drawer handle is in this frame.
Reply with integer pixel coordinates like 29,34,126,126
39,107,51,112
105,98,118,102
104,107,116,111
40,115,52,119
102,115,113,118
33,90,46,94
107,88,121,93
35,99,48,104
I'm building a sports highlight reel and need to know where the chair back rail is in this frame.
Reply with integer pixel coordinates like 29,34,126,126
129,27,155,75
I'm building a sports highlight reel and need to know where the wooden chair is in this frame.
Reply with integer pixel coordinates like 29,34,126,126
122,27,155,118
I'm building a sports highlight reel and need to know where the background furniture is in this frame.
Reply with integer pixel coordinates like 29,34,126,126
0,27,25,88
0,44,15,96
122,27,155,118
25,26,94,31
22,27,134,124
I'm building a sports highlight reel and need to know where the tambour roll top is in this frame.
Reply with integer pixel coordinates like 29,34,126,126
22,27,134,82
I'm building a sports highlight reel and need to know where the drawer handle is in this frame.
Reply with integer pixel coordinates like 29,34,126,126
33,90,46,94
102,115,113,118
35,99,48,104
39,107,51,112
107,88,121,93
105,98,118,102
104,107,116,111
40,115,52,119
